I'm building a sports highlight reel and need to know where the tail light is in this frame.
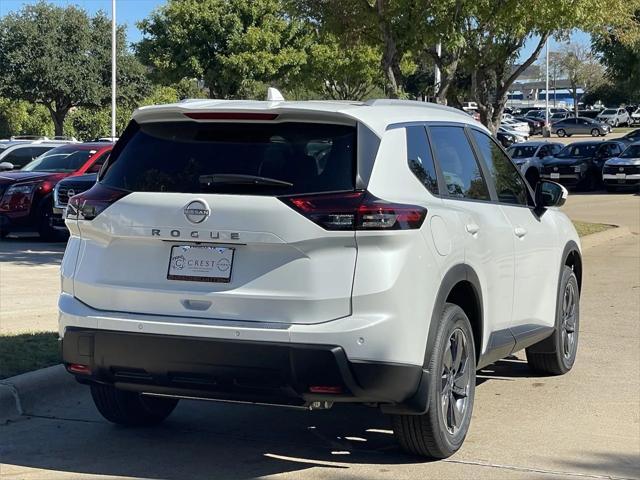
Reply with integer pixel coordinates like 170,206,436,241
280,191,427,230
66,183,130,221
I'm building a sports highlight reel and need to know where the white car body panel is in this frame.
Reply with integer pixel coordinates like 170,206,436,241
59,98,580,373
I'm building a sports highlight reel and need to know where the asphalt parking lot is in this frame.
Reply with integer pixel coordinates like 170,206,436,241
0,193,638,479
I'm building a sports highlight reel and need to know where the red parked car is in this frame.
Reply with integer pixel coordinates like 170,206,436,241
0,142,112,240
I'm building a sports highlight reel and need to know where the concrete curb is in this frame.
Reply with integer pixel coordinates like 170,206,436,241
580,225,632,250
0,364,73,424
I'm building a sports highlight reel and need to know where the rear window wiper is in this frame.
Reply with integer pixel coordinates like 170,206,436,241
199,174,293,187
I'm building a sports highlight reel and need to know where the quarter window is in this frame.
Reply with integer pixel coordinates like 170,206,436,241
429,126,490,201
406,126,438,194
471,130,529,206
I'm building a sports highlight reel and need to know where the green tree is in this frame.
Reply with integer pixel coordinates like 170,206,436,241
301,33,382,100
0,98,53,138
556,44,607,116
137,0,310,99
0,2,149,136
457,0,640,134
593,12,640,103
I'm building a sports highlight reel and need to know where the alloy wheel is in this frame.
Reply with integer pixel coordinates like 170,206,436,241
561,282,578,360
440,328,471,435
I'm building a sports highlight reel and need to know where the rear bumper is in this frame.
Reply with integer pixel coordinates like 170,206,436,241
62,327,428,413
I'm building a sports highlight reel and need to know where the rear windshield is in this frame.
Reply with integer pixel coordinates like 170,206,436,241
101,121,356,195
601,109,616,115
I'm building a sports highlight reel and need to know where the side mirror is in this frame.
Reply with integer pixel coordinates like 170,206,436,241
535,180,568,213
0,161,14,171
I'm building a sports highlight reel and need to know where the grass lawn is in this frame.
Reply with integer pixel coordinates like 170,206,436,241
573,220,615,237
0,331,60,380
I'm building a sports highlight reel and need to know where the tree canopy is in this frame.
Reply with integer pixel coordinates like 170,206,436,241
137,0,311,99
0,2,149,136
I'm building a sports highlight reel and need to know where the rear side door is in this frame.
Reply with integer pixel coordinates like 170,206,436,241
469,129,559,341
428,125,515,337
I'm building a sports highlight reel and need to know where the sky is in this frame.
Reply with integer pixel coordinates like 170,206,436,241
0,0,592,59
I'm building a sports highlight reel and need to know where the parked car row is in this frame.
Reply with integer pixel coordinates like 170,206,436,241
506,134,640,192
0,142,112,240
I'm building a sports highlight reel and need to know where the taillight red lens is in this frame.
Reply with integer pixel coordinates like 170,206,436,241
281,191,427,231
67,183,130,221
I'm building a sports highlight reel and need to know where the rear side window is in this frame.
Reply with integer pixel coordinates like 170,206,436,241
471,130,529,206
429,126,490,201
406,126,438,194
101,121,356,195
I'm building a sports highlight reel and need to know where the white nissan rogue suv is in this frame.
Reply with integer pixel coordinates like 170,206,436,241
59,98,582,459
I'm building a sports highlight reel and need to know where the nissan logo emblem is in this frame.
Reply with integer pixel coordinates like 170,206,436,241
619,167,624,172
184,200,210,224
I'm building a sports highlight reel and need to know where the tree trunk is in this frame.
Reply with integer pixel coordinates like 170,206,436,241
435,57,460,105
46,105,70,137
572,86,579,118
376,0,401,98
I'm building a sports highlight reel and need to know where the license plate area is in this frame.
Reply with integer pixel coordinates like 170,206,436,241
550,172,560,179
616,173,626,179
168,245,234,283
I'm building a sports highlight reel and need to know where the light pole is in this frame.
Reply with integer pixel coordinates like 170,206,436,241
544,37,550,137
111,0,116,139
434,42,441,103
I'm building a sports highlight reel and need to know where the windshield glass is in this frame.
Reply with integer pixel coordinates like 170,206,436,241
507,146,537,158
22,148,94,172
557,144,599,158
601,109,616,115
620,145,640,158
101,121,356,195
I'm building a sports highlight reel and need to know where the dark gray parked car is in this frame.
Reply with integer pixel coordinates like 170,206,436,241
551,117,611,137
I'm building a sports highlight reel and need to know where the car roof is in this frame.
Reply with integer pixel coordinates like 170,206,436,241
511,141,560,147
0,142,62,153
132,99,487,138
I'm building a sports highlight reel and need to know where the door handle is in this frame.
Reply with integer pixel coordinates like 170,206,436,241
465,223,480,235
514,227,528,238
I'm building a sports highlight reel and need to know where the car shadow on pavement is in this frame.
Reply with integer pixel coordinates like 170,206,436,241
1,402,427,480
0,236,66,266
559,452,640,480
476,356,542,386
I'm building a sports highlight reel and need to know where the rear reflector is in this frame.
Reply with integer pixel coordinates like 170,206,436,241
281,191,427,231
309,386,343,394
67,363,91,375
67,183,130,221
184,112,279,121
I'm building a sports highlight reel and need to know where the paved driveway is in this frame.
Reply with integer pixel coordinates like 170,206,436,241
0,194,638,479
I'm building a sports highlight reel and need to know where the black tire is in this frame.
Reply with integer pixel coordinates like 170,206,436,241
526,266,579,375
90,383,178,426
392,303,476,459
0,229,8,239
591,128,600,137
556,129,566,137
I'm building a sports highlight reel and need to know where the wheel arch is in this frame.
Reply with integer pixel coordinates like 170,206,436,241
424,264,484,366
562,240,582,292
